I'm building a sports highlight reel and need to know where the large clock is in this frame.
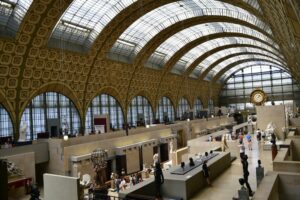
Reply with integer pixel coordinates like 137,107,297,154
250,89,267,106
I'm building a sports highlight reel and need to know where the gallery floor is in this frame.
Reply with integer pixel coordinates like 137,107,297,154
191,137,273,199
12,135,273,200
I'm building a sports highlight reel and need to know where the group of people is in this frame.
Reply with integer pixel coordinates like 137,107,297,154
114,172,144,193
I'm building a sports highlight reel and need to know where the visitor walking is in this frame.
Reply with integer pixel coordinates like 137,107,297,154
246,132,252,150
154,162,164,198
221,134,229,152
238,140,245,159
202,160,212,186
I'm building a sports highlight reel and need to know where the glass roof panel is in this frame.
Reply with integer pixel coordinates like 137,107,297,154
207,56,286,81
220,63,287,82
242,0,262,13
199,46,284,72
0,0,33,37
147,22,277,68
112,0,271,60
49,0,136,51
210,54,285,74
181,37,282,73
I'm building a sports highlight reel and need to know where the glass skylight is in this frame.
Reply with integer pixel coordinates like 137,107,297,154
199,47,285,74
49,0,136,52
147,22,277,69
211,54,285,74
209,55,287,81
220,61,285,81
182,37,282,76
0,0,33,37
242,0,262,13
112,0,272,61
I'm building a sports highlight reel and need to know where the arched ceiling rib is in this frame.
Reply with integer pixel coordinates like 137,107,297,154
187,44,279,78
0,0,33,37
49,0,138,50
133,16,274,68
111,0,272,63
221,0,263,15
146,22,278,68
212,58,287,83
198,51,285,80
170,36,282,75
220,62,287,83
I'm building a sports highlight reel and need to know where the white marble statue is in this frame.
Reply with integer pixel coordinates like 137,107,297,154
265,122,276,138
169,141,174,154
19,123,27,142
153,153,159,166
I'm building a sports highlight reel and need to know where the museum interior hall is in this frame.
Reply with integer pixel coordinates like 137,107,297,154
1,0,300,199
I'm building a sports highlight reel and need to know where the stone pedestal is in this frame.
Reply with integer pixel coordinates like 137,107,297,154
256,167,264,186
238,187,249,200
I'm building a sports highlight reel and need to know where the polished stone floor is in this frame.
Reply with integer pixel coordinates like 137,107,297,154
190,137,273,199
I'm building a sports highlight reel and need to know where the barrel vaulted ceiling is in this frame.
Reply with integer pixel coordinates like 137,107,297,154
0,0,299,130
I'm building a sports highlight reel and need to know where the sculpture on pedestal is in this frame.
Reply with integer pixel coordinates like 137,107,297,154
265,122,276,137
19,123,27,142
153,153,159,166
91,148,108,189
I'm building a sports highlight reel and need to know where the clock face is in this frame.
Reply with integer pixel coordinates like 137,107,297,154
250,89,267,105
254,93,263,103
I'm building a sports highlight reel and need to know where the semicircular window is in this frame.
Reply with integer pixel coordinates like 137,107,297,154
177,98,190,120
193,98,203,118
86,94,124,133
156,96,175,123
20,92,81,141
127,96,153,127
0,104,13,139
220,65,300,111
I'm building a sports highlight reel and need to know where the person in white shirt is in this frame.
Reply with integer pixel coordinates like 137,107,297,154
238,140,245,159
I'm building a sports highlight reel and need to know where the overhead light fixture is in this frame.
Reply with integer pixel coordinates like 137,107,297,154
153,51,167,57
0,0,15,9
117,39,136,47
62,20,91,33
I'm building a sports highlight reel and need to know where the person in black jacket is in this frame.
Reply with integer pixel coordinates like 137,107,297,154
154,162,164,198
202,160,212,186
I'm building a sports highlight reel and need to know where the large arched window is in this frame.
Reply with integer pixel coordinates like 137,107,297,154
177,98,190,120
220,65,300,111
208,99,214,115
127,96,153,126
194,98,203,118
156,97,175,123
86,94,124,133
20,92,81,141
0,104,13,139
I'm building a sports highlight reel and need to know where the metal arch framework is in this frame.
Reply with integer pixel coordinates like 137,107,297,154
125,15,277,114
220,0,263,17
198,52,285,80
162,32,281,75
83,0,178,106
220,63,288,85
184,43,281,76
211,58,288,83
133,16,275,67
